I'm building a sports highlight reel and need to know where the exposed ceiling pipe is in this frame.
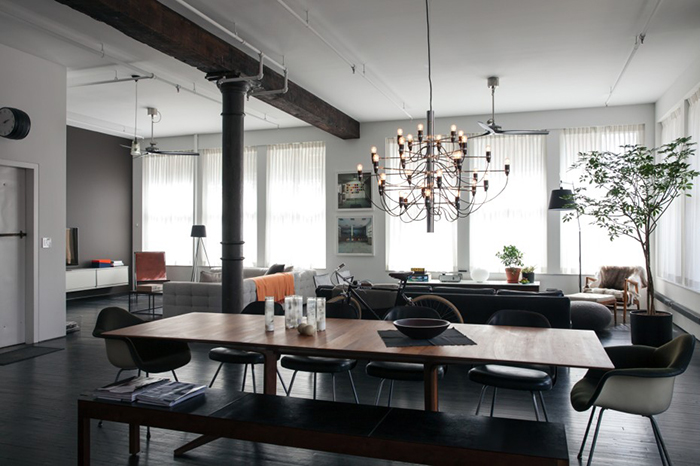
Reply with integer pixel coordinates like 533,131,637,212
274,0,412,120
69,74,155,87
605,0,664,106
0,3,279,127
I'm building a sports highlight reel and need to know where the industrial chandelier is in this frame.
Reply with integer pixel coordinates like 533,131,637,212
359,0,511,233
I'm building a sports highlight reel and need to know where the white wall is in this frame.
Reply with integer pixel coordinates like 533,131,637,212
0,44,67,342
653,55,700,337
156,103,654,292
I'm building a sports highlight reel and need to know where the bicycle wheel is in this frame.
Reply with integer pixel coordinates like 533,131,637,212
328,295,362,319
411,295,463,323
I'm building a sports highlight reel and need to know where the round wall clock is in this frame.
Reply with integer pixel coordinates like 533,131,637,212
0,107,31,140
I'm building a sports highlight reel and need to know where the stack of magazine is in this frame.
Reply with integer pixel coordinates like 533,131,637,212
94,376,206,407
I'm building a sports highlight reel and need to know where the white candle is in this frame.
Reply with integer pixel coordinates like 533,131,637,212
264,297,275,332
316,297,326,331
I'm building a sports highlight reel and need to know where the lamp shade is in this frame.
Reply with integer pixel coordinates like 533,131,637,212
548,189,575,211
190,225,207,238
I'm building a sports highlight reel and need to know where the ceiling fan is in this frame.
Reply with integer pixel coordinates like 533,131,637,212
123,78,199,158
472,76,550,138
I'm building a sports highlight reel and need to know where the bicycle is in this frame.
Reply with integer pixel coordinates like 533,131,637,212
327,267,462,323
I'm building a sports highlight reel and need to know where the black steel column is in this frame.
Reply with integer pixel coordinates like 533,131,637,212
220,81,248,314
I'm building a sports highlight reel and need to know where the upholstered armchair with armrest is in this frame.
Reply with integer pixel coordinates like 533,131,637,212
585,265,646,323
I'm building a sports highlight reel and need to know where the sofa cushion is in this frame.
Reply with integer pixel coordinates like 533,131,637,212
266,263,285,275
200,270,222,282
496,289,564,297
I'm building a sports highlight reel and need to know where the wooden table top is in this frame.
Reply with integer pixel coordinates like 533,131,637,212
106,312,613,370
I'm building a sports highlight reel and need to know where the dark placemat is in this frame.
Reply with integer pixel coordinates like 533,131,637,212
378,328,477,348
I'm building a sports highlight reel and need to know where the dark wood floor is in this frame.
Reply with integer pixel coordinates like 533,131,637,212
1,295,698,465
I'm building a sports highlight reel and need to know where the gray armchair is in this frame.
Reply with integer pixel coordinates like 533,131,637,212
571,334,695,465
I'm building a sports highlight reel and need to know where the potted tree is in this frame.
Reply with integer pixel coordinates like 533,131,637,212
495,245,524,283
565,137,698,346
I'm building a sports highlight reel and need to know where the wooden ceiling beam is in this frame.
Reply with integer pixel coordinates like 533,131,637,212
54,0,360,139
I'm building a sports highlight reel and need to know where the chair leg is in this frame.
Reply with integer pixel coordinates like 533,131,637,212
241,364,248,392
649,415,673,466
490,387,498,417
537,391,549,422
331,374,336,402
287,371,298,396
578,407,597,460
530,391,541,422
209,363,224,388
251,364,257,394
147,426,151,440
348,371,359,404
387,380,395,407
114,369,125,383
475,385,488,415
586,408,606,466
276,369,289,396
172,370,178,382
313,373,317,400
374,379,386,406
650,418,669,466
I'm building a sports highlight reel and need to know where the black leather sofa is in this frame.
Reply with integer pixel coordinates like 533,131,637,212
404,290,572,329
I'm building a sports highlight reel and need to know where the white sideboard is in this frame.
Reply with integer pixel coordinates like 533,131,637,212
66,266,129,292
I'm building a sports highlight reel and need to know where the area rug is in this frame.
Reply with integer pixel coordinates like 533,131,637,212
0,346,63,366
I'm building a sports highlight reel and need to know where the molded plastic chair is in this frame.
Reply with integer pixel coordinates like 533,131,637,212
93,307,191,381
208,301,288,394
365,305,448,407
468,309,555,421
281,301,360,403
571,334,695,465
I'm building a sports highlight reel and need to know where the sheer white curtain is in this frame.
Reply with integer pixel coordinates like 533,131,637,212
384,139,458,272
684,91,700,290
142,155,195,265
658,109,684,284
266,142,326,269
560,125,645,274
200,147,257,267
469,134,547,272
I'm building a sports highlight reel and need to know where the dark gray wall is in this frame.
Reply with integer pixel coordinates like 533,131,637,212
66,126,132,293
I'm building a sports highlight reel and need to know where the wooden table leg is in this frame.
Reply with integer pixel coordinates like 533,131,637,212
423,363,440,412
129,423,140,455
263,349,278,395
78,409,90,466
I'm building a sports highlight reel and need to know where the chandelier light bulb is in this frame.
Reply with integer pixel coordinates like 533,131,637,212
372,153,379,163
450,124,457,132
417,124,424,132
397,128,403,136
398,136,405,145
357,163,363,172
407,134,414,142
371,146,377,154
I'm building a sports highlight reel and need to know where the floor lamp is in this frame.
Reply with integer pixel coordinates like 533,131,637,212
191,225,210,282
548,187,582,292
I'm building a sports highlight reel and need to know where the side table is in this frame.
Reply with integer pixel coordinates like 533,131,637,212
567,292,620,325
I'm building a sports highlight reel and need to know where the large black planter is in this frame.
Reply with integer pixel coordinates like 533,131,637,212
630,310,673,347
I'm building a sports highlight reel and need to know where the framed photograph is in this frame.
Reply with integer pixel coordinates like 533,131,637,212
337,216,374,256
337,172,372,210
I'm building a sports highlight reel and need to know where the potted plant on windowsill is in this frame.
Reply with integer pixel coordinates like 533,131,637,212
495,245,524,284
521,266,536,284
565,137,698,346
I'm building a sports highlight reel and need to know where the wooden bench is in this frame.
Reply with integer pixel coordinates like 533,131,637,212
79,390,569,465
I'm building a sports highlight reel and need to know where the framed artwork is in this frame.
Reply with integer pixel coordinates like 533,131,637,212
337,172,372,209
337,216,374,256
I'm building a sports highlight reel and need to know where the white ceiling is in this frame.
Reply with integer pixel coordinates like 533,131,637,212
0,0,699,139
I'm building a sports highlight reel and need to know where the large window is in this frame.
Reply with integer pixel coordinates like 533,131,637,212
142,155,195,265
657,109,684,284
469,134,548,272
559,125,645,274
684,90,700,291
385,138,458,272
266,142,326,269
200,147,257,267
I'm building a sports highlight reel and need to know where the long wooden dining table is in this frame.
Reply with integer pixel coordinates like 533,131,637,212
106,312,613,412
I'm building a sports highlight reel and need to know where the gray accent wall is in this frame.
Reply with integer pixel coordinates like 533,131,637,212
66,126,132,292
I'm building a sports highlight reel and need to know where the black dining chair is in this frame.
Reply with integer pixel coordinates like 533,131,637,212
281,301,360,403
468,309,555,421
208,300,288,394
364,305,447,407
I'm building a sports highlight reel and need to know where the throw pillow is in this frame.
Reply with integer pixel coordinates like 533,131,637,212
265,263,285,275
200,270,222,282
599,266,635,290
284,265,294,272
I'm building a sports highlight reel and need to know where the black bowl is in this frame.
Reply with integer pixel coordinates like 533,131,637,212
393,318,450,339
